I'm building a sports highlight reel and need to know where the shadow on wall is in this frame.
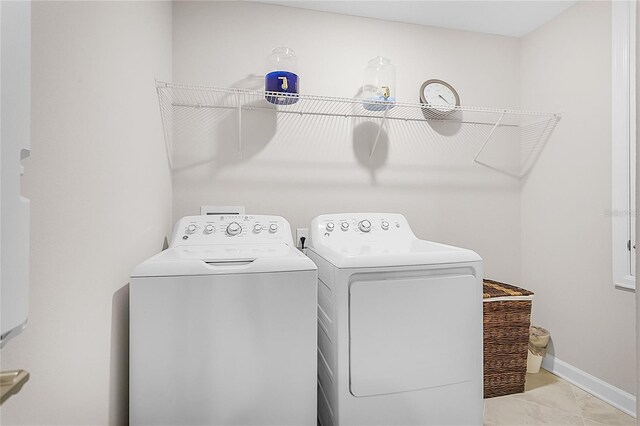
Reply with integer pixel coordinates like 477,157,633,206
215,107,277,170
109,284,129,426
353,121,388,185
215,74,277,169
427,111,463,137
230,74,263,90
350,86,389,184
172,75,277,174
543,337,555,365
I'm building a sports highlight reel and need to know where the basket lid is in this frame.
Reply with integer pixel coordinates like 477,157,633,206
483,279,533,299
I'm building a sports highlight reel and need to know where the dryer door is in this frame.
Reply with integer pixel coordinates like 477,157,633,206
349,273,479,397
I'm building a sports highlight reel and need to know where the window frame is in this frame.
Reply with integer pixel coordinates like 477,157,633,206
612,0,636,290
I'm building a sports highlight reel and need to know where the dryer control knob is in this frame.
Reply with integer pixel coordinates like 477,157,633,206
381,221,389,230
269,223,278,233
226,222,242,236
186,224,197,234
326,222,335,232
204,224,215,234
253,224,263,233
341,222,349,231
358,220,372,233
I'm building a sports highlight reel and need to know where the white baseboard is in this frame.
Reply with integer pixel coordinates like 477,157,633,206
542,355,636,418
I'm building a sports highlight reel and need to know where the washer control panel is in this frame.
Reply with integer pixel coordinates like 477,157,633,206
170,214,294,247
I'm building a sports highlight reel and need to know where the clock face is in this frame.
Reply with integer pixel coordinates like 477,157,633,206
420,80,459,113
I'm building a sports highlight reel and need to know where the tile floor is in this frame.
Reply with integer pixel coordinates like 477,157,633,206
484,369,635,425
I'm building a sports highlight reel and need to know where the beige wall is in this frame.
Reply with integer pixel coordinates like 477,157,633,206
172,1,523,283
0,2,173,424
521,0,636,394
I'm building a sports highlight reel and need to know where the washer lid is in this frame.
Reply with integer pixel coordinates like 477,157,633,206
308,213,481,268
131,244,316,277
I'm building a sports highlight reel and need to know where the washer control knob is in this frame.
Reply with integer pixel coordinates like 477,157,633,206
341,222,349,231
269,223,278,233
186,224,197,234
204,224,215,234
326,222,335,232
381,221,390,230
226,222,242,236
358,220,372,233
253,224,263,233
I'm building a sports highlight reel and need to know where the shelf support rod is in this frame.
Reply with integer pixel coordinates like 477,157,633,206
473,109,506,165
370,105,390,160
237,95,242,155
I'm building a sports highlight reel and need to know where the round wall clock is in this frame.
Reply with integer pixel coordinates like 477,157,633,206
420,79,460,114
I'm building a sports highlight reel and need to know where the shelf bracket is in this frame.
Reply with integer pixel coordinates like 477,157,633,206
370,106,390,160
472,109,506,165
237,95,242,155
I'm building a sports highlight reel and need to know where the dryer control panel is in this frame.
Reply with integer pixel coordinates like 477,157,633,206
309,213,416,249
307,212,480,269
169,215,294,247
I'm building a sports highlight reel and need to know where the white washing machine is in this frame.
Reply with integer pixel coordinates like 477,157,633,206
307,213,484,426
130,214,317,426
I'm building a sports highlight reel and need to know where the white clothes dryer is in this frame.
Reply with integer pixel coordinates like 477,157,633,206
130,214,317,425
307,213,483,426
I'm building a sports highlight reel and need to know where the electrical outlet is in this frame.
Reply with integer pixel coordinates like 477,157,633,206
296,228,309,249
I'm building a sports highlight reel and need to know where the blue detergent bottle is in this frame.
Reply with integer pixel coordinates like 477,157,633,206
265,47,299,105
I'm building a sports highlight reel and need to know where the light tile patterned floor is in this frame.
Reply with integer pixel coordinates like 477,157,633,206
484,369,636,425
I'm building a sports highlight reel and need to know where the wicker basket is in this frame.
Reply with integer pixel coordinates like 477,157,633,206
483,279,533,398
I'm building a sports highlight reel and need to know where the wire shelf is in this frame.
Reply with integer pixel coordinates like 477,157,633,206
156,80,561,177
